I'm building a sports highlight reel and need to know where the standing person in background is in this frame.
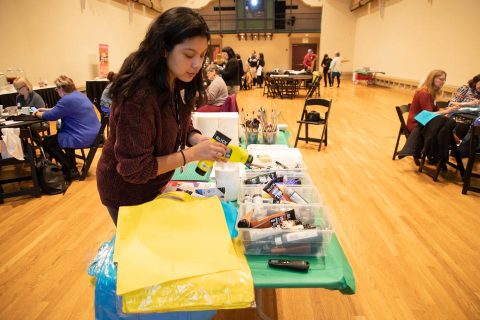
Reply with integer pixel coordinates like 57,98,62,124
247,51,258,86
256,52,265,88
99,71,116,115
32,75,101,180
96,7,227,225
320,54,332,87
329,51,349,88
220,46,240,95
303,49,317,72
236,53,245,90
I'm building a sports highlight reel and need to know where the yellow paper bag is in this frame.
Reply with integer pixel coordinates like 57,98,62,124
114,192,240,295
121,238,254,313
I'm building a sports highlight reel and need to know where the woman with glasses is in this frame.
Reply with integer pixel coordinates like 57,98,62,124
13,77,45,108
400,70,461,165
32,75,100,180
96,7,227,225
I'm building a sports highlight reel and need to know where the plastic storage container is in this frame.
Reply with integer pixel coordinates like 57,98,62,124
236,203,333,257
246,147,307,172
237,184,323,205
241,170,313,187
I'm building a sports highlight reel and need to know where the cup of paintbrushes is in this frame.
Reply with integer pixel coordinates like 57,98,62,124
262,128,277,144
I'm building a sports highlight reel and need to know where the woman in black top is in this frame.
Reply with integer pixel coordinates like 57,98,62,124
256,53,265,88
236,53,245,90
321,54,332,87
219,46,240,95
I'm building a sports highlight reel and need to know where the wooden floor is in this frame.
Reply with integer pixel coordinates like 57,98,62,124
1,80,479,319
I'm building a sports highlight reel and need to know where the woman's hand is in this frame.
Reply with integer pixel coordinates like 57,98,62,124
445,104,461,113
186,139,228,162
188,132,209,145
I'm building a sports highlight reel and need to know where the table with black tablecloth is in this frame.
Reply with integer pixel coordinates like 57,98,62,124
86,80,109,105
0,85,59,108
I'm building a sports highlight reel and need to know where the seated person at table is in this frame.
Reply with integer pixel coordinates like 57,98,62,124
99,71,116,115
406,70,460,132
450,73,480,108
205,65,228,106
14,77,50,134
13,77,46,108
402,70,461,163
449,74,480,155
33,75,101,180
196,65,229,112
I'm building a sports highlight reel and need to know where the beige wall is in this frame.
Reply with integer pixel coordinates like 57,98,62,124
320,0,355,73
0,0,156,87
352,0,480,86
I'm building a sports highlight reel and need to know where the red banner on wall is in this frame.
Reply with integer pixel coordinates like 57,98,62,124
99,44,109,78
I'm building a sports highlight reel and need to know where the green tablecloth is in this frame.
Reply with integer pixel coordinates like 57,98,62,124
246,235,355,294
172,162,211,181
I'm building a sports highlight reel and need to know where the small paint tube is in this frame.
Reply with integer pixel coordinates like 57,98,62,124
251,209,296,229
244,172,277,185
284,187,308,204
263,180,291,202
269,209,297,228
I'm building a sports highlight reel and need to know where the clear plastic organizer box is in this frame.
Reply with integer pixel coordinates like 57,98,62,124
237,184,323,205
241,170,313,187
236,203,334,257
247,148,307,172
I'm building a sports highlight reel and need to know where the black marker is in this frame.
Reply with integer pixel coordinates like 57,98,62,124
268,259,310,272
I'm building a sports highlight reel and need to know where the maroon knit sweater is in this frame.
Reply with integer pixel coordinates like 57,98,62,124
96,91,197,209
406,87,439,132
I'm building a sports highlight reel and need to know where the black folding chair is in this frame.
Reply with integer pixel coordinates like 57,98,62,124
462,125,480,194
294,98,332,151
306,73,322,98
392,104,411,160
65,115,109,181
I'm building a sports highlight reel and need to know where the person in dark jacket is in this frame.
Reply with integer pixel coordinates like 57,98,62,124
256,52,265,88
320,54,332,87
236,53,245,90
95,7,226,225
219,46,240,95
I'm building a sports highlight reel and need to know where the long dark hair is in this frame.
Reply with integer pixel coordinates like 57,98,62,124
221,46,236,60
468,74,480,90
110,7,210,108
